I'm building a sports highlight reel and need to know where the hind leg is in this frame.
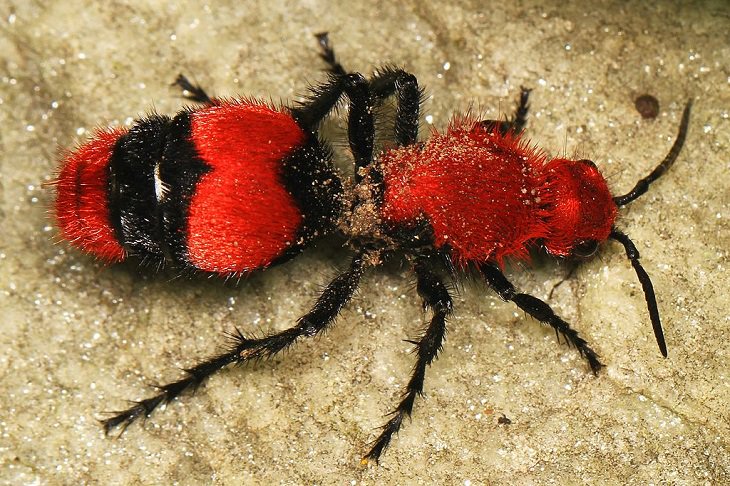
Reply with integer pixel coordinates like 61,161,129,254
171,74,213,105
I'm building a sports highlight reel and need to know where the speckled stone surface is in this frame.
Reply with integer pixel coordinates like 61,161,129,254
1,1,728,484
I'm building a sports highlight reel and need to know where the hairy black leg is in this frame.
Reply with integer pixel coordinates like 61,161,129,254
306,35,423,203
369,67,424,146
480,263,603,374
310,35,423,175
171,74,213,105
314,32,347,77
343,74,375,182
509,86,531,134
479,86,532,135
102,255,366,434
364,261,452,463
313,35,422,147
291,72,375,190
290,34,359,129
292,73,376,186
292,74,348,130
347,67,422,202
613,100,692,206
360,68,422,209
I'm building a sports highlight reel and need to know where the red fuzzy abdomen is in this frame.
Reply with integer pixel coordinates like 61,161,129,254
185,102,306,274
54,129,127,262
382,123,550,266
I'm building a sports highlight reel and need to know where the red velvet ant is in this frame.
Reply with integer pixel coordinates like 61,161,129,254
52,34,691,463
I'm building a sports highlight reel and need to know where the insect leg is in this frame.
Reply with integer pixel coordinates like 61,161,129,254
314,33,422,146
548,263,580,300
508,86,531,134
364,260,452,463
291,71,376,193
343,73,375,179
171,74,214,105
479,87,531,135
314,32,348,77
480,263,603,374
369,67,423,146
102,254,366,434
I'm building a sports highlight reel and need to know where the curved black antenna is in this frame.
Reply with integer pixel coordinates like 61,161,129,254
609,229,667,357
613,100,692,207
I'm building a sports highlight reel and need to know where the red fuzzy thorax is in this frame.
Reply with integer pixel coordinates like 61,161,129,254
54,128,127,262
185,102,307,274
382,121,551,266
381,120,618,265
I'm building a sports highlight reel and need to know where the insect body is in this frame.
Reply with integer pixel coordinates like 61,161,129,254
52,34,691,463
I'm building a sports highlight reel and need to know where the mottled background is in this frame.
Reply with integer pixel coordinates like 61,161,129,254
1,0,728,484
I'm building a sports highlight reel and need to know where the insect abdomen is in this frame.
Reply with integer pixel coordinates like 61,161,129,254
55,101,343,275
55,128,128,262
184,103,309,274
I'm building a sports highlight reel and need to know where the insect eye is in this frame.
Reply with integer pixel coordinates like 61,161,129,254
573,239,599,258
